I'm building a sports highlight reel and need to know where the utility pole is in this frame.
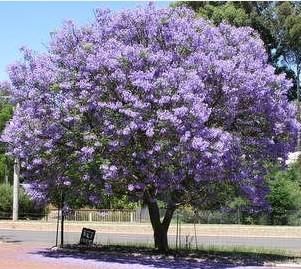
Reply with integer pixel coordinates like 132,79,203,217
297,64,300,151
12,102,20,222
60,192,65,248
4,164,8,184
12,158,20,221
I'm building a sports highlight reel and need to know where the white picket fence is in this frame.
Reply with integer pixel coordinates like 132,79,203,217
47,207,151,223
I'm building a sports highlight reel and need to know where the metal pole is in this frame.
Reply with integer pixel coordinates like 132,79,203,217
194,211,198,250
55,206,60,247
176,212,179,251
60,192,64,248
179,216,181,249
12,158,19,221
4,164,8,184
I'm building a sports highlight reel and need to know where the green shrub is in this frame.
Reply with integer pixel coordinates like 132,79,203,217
267,165,301,225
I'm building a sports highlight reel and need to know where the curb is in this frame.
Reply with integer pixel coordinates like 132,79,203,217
3,226,301,239
265,263,301,268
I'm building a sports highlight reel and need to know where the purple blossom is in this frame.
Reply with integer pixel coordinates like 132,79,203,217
128,184,135,191
81,146,95,156
146,127,154,137
191,137,209,151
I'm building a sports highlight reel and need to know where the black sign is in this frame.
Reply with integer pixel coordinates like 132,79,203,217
79,227,96,245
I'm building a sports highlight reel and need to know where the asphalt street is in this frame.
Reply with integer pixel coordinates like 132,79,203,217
1,229,301,251
1,229,301,269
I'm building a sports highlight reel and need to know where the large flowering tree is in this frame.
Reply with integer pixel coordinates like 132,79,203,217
2,5,298,251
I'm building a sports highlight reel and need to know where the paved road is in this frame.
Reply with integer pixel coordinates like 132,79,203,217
1,229,301,251
1,229,300,269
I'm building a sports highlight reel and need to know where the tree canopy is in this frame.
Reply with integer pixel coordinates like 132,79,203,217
1,5,298,251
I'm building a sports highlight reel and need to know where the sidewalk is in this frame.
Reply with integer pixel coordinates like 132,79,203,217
2,221,301,238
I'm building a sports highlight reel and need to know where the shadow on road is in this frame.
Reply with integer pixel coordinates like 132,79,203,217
30,247,271,269
0,236,22,244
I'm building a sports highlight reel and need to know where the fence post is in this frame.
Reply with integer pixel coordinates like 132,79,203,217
45,211,48,222
130,212,134,223
89,212,92,222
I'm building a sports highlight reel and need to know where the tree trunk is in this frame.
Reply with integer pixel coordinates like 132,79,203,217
153,225,168,252
145,193,176,253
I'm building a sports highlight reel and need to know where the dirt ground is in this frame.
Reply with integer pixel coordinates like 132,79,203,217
0,242,159,269
0,243,79,269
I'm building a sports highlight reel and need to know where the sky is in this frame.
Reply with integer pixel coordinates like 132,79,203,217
0,1,171,81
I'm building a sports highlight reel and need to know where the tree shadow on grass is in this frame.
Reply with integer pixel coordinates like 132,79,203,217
30,245,294,269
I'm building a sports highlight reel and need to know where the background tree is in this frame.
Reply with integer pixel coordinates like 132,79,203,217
273,1,301,124
178,1,301,101
2,6,298,252
0,82,13,184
